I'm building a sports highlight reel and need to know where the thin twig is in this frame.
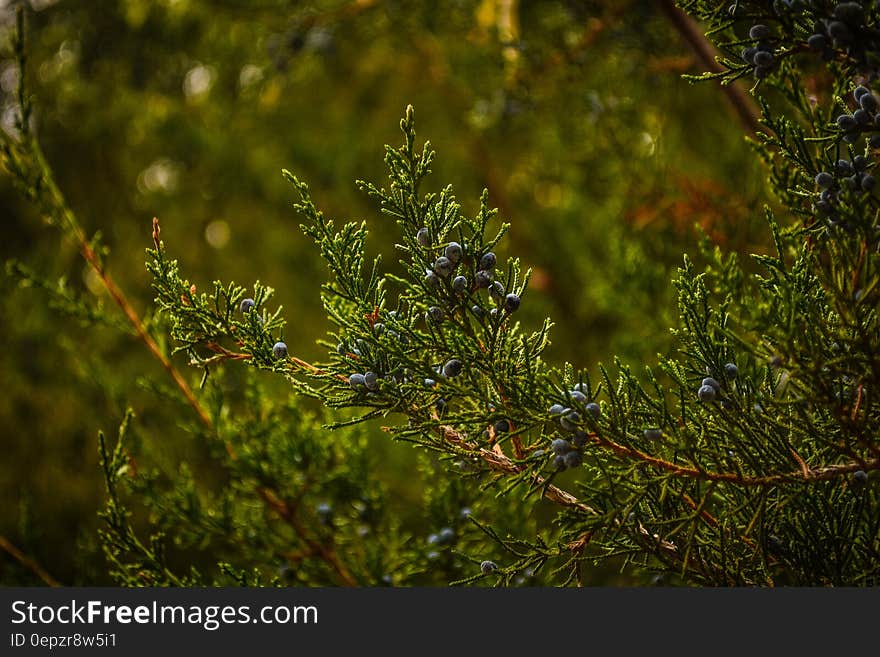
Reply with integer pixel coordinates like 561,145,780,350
657,0,762,137
589,431,878,486
257,489,356,586
0,534,62,586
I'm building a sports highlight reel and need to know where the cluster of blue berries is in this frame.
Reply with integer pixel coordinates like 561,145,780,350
833,86,880,146
805,3,879,68
419,233,521,323
349,370,381,392
546,385,600,471
427,526,456,546
814,155,876,226
742,24,777,79
425,239,465,289
697,363,738,403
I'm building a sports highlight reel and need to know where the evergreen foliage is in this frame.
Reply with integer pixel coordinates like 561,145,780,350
1,1,878,587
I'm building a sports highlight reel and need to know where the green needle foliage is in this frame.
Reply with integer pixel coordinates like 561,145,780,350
2,2,878,587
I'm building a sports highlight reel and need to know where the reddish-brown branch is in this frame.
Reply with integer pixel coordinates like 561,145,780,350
80,234,213,430
0,534,62,586
257,488,356,587
657,0,762,137
589,432,879,486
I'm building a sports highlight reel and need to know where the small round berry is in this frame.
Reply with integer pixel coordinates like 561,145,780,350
838,159,854,174
336,342,347,355
452,275,468,294
563,451,583,469
434,256,453,278
272,341,288,359
552,454,567,471
475,269,493,288
585,402,600,419
489,280,505,301
548,403,565,415
854,85,870,101
504,293,521,313
427,551,440,561
435,398,448,415
702,377,721,392
560,410,581,431
427,306,444,323
551,438,571,455
643,428,663,441
532,449,545,459
698,384,717,402
754,66,771,79
364,371,379,391
424,271,440,289
860,93,878,112
724,363,739,378
240,298,255,313
742,47,758,64
833,2,864,25
807,33,827,50
815,172,834,188
471,304,485,318
445,242,463,264
424,378,436,388
749,24,771,40
479,252,497,270
569,390,587,404
427,533,439,545
827,20,853,44
480,560,498,574
349,373,366,390
494,419,510,433
460,507,472,519
854,108,871,125
853,470,868,485
870,135,880,149
862,175,876,191
443,359,463,378
572,430,588,448
853,155,868,171
438,527,456,543
836,114,857,131
753,50,774,67
416,227,429,246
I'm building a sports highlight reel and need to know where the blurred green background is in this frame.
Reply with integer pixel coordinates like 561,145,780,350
0,0,768,585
